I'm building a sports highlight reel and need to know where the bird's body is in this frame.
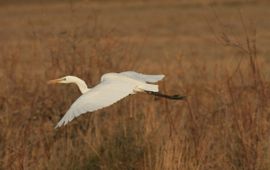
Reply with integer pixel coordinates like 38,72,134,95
48,71,184,128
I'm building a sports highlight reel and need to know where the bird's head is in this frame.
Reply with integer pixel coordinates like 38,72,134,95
48,75,89,94
47,76,79,84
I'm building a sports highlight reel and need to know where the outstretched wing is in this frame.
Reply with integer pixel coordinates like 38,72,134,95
55,79,136,128
120,71,165,83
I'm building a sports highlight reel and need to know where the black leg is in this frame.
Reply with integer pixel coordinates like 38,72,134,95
145,91,186,100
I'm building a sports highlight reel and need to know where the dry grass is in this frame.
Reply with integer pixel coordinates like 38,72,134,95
1,1,270,170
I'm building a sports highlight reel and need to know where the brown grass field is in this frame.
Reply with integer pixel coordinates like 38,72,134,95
1,0,270,169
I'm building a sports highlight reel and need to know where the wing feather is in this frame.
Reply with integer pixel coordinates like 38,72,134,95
120,71,165,83
55,79,136,128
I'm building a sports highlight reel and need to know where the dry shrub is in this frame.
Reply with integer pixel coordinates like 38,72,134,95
0,5,270,170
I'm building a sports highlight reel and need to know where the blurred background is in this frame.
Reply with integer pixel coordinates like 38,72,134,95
1,0,270,169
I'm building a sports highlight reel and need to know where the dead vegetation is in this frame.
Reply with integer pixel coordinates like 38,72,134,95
0,1,270,170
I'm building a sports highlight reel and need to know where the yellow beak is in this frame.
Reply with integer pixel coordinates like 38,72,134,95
47,79,61,84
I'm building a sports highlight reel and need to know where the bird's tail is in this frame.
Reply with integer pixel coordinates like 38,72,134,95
138,84,159,92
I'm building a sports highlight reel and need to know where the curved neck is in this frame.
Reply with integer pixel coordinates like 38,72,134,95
74,79,90,94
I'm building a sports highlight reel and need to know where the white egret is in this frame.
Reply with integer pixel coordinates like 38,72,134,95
48,71,185,128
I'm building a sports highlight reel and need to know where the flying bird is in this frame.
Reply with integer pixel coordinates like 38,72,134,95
48,71,185,128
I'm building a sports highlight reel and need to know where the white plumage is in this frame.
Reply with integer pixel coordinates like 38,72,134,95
120,71,165,83
48,71,165,128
